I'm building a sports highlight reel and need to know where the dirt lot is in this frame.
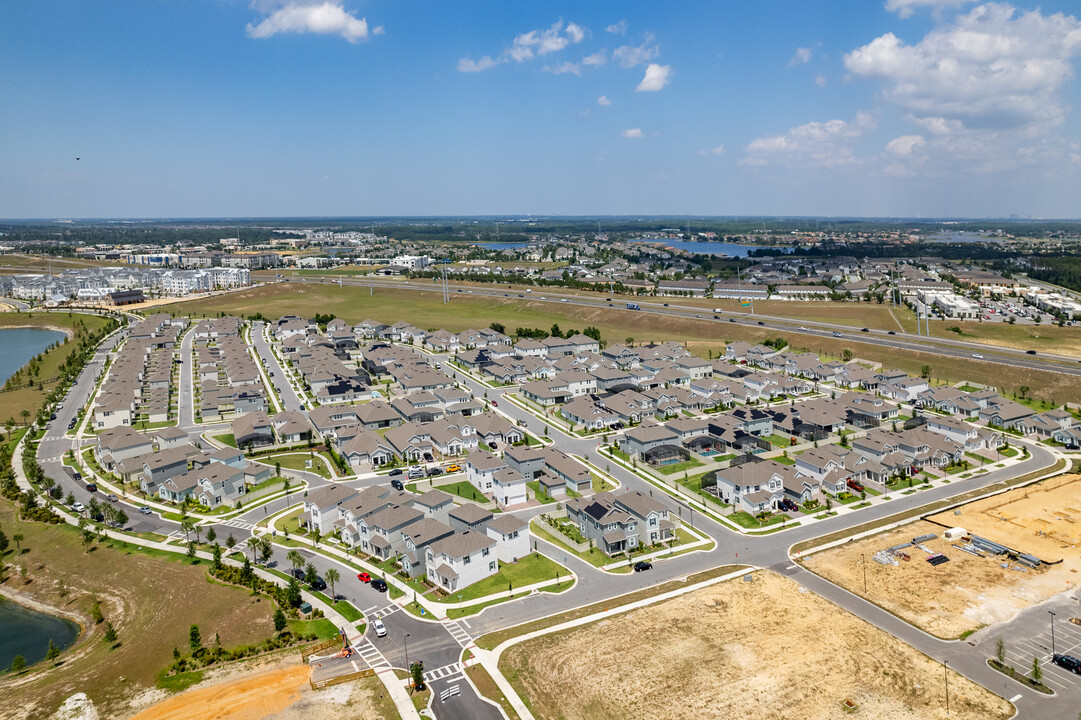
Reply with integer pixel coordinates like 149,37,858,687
128,663,311,720
501,571,1010,720
804,474,1081,639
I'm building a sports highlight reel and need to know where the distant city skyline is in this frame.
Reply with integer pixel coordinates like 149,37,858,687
1,1,1079,218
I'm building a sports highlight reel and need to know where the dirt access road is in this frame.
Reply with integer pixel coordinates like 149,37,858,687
501,571,1010,720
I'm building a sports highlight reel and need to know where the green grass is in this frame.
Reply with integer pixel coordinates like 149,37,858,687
526,480,557,505
455,553,570,601
264,452,331,479
654,458,704,475
289,618,338,639
728,511,790,529
156,668,205,692
438,480,489,504
529,519,617,569
999,446,1019,457
215,433,237,448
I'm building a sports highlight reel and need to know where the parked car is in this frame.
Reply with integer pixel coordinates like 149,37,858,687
105,493,118,502
371,578,388,593
407,467,425,480
445,464,462,473
847,479,865,493
72,502,85,513
490,400,498,407
373,618,387,637
91,512,105,522
633,561,653,572
782,498,799,512
390,478,404,491
426,467,443,477
388,468,403,476
72,471,82,480
423,452,433,462
138,506,152,515
1053,653,1081,674
85,483,98,493
357,572,371,583
310,576,327,591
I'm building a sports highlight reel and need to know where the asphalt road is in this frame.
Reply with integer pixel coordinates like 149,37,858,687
29,309,1073,720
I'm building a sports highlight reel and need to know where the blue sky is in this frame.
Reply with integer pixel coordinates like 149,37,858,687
1,0,1080,218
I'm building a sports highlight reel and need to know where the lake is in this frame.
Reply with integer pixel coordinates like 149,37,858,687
0,327,66,386
0,597,80,670
630,238,790,257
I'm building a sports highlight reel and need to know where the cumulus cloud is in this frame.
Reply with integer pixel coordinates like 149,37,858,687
789,46,813,66
742,111,879,168
606,20,628,35
544,61,581,76
635,63,671,91
886,134,927,156
583,50,607,67
597,95,612,106
884,0,973,19
698,145,725,156
459,18,586,71
815,75,827,86
844,4,1081,133
613,36,659,67
622,128,644,138
246,1,379,42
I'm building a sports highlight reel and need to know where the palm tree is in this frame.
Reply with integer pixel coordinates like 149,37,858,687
286,549,304,575
246,536,260,562
325,568,340,601
19,410,30,427
12,534,23,554
180,519,194,543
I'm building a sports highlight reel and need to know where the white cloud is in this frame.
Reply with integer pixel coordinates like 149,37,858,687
635,63,671,92
544,61,581,76
460,18,587,71
597,95,612,106
815,75,827,86
583,50,607,67
622,128,644,139
885,134,927,156
743,111,878,168
789,47,813,66
246,1,377,43
606,20,628,35
457,55,501,73
613,36,658,67
698,145,725,156
844,4,1081,133
884,0,974,19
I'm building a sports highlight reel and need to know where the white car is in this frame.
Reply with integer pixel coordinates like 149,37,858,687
799,326,808,331
72,502,85,513
373,618,387,638
560,298,568,303
972,353,983,359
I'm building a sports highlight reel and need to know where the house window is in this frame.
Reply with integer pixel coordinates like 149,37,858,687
489,561,496,571
463,555,471,564
649,517,656,526
482,547,490,556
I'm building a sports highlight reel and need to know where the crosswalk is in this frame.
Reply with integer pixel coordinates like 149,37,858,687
353,637,390,671
444,619,473,648
221,518,254,530
363,603,400,620
424,661,463,684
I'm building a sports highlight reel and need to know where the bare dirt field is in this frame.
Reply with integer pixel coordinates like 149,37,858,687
803,474,1081,639
127,663,311,720
500,571,1010,720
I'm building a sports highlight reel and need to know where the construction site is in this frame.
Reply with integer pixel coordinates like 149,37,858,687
803,473,1081,639
500,571,1011,720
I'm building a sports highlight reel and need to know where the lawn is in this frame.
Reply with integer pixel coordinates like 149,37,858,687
654,458,704,476
728,510,791,529
0,496,276,719
526,480,557,505
437,480,490,504
529,519,620,570
455,552,570,601
264,452,332,479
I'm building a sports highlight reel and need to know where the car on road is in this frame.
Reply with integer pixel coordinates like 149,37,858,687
490,400,498,407
560,298,568,303
357,572,371,583
633,561,652,572
72,471,82,480
310,576,327,591
663,303,669,307
68,419,76,429
518,294,524,298
426,467,443,477
757,321,765,326
373,618,387,637
798,326,808,331
695,314,701,318
887,330,896,335
832,331,842,338
138,506,152,515
72,502,85,513
85,483,97,493
388,468,403,476
390,478,405,491
371,577,388,593
106,493,118,502
713,315,719,319
1026,349,1037,355
445,464,461,473
860,327,869,332
1053,653,1081,674
972,353,983,359
407,467,425,480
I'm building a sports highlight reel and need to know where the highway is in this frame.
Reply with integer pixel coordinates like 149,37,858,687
282,275,1081,378
26,308,1076,719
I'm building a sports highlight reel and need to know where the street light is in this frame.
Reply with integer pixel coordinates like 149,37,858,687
1050,610,1057,656
404,633,411,673
943,660,950,716
861,553,868,594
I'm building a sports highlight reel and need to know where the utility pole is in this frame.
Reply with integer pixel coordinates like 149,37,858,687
943,660,950,716
1050,610,1057,656
861,553,867,594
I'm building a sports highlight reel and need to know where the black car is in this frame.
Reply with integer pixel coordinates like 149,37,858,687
426,467,443,477
390,478,404,491
310,576,327,591
371,577,388,592
663,303,669,307
713,315,719,319
633,561,652,572
860,327,869,332
757,321,765,326
85,483,98,493
91,512,105,523
887,330,895,335
1053,654,1081,674
1026,349,1037,355
68,419,76,429
49,412,57,420
290,567,305,580
388,468,403,476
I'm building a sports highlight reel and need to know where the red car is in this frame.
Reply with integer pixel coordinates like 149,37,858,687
357,572,371,583
490,400,498,407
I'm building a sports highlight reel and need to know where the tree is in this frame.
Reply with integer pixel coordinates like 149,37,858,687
920,364,932,379
1032,655,1042,683
995,637,1006,664
842,349,853,362
305,562,318,587
275,461,282,477
10,655,26,673
180,518,194,543
11,533,23,555
46,639,60,663
246,536,260,562
81,528,95,553
1019,385,1030,400
226,534,236,550
258,536,273,565
411,661,425,691
0,529,7,555
19,410,30,427
825,497,833,513
287,549,304,574
186,541,196,560
489,322,505,334
206,527,216,544
285,577,302,608
90,599,104,624
189,624,202,654
212,543,222,571
273,607,287,633
103,622,118,645
325,568,340,601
